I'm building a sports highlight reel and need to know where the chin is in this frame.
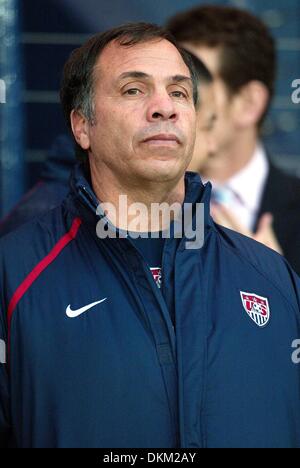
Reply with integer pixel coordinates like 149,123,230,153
139,160,185,183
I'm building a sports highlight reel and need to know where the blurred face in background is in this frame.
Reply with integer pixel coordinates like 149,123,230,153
184,44,239,174
188,81,217,173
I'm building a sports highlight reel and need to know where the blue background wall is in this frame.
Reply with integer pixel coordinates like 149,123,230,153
3,0,300,213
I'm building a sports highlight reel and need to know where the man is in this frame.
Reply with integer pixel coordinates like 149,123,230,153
167,5,300,273
0,56,212,240
0,23,300,448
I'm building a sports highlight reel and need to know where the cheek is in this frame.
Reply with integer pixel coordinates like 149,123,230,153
94,109,133,144
111,108,141,143
95,99,136,129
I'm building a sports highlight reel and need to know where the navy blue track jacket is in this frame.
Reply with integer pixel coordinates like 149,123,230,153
0,164,300,448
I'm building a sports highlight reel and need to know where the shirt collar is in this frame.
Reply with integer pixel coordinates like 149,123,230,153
221,143,269,213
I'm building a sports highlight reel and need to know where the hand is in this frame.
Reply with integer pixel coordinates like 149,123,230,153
211,203,283,255
253,212,283,255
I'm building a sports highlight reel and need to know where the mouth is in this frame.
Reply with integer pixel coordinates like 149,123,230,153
142,134,180,146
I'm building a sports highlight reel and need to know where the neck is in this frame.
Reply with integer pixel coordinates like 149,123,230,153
202,128,259,185
89,159,186,232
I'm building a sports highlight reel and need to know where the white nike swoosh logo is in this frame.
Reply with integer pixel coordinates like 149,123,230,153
66,298,107,318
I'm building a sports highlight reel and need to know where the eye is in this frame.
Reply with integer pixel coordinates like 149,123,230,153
170,90,188,99
123,88,142,96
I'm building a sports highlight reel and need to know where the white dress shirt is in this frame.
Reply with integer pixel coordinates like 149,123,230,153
210,144,269,231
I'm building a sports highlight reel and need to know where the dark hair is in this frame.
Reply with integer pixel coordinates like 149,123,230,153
60,22,199,159
167,5,276,124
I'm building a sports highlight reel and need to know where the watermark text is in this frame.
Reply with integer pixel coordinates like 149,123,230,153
0,79,6,104
96,196,205,250
291,339,300,364
291,79,300,104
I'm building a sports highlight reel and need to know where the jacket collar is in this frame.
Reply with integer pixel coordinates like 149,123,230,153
67,162,214,235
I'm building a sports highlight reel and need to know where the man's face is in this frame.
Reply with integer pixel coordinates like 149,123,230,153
81,39,196,186
188,82,217,173
182,45,238,172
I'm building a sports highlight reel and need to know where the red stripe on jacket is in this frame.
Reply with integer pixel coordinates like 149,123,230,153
7,217,82,363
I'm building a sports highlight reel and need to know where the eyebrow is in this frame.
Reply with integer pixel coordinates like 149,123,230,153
118,71,193,87
206,114,217,129
170,74,193,86
118,71,151,81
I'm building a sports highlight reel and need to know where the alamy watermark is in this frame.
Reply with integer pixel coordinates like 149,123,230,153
291,79,300,104
0,339,6,364
291,339,300,364
0,79,6,104
95,195,205,250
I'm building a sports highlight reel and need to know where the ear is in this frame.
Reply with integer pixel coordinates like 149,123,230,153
231,81,269,129
70,109,91,150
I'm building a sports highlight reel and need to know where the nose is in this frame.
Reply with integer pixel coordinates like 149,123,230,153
146,91,178,123
203,130,216,155
206,133,217,155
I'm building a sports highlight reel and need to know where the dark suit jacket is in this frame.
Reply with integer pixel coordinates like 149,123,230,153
255,162,300,276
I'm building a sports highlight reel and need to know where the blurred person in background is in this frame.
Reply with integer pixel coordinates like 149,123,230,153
167,4,300,274
187,52,218,176
0,134,75,237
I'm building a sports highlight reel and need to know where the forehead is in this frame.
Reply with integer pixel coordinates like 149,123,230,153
95,38,191,81
199,83,214,103
198,84,216,116
183,44,221,77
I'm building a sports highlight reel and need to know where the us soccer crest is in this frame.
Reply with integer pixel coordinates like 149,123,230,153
150,267,162,289
240,291,270,327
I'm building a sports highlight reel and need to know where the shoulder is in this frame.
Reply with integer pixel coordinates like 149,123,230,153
212,222,300,313
0,204,80,296
0,204,68,251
